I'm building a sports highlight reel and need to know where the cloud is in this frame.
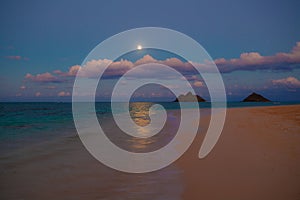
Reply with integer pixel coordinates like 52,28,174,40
272,76,300,88
35,92,41,97
24,55,194,84
6,55,29,61
215,42,300,72
70,42,300,78
101,59,133,78
25,72,62,83
63,55,195,79
193,81,204,87
184,75,201,81
24,42,300,85
134,55,156,65
46,86,56,89
6,55,21,60
57,91,71,97
53,65,81,77
20,85,26,90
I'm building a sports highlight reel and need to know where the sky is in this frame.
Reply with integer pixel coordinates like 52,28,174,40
0,0,300,101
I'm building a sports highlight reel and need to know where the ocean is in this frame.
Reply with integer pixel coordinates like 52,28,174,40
0,101,299,199
0,101,299,154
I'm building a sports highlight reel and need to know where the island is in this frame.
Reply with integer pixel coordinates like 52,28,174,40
242,92,271,102
173,92,206,102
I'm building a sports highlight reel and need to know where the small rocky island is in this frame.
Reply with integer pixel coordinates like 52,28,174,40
242,92,271,102
174,92,206,102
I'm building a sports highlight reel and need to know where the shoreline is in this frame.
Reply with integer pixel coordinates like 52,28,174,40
0,105,299,199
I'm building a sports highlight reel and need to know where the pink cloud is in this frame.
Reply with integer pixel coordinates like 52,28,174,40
53,65,81,77
46,86,56,89
6,55,29,61
272,76,300,88
215,42,300,72
35,92,41,97
23,54,204,84
68,65,81,76
53,70,63,75
25,72,61,83
184,75,200,81
104,59,133,77
76,59,113,78
193,81,204,87
6,55,21,60
24,42,300,85
135,55,156,66
57,91,71,97
67,55,194,79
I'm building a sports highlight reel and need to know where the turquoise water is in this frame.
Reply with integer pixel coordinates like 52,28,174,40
0,101,299,153
1,101,299,200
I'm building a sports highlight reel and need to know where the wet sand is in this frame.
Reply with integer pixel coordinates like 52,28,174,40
0,105,299,199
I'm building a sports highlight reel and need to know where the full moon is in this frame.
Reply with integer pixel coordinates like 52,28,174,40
137,45,142,50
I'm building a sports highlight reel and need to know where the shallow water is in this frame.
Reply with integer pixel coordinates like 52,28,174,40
1,101,298,153
0,102,299,199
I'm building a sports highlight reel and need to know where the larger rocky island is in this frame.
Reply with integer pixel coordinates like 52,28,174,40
173,92,206,102
242,92,271,102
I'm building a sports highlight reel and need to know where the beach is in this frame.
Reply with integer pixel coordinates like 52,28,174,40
1,0,300,199
0,104,299,199
178,105,300,199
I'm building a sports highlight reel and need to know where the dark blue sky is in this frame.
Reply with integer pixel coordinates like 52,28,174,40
0,0,300,101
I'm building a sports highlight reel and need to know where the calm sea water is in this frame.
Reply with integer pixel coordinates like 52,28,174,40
0,101,299,153
1,101,300,199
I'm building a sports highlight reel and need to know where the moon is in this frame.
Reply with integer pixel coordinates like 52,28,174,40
137,45,142,50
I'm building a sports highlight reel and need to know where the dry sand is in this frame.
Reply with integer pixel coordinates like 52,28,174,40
177,105,300,200
0,105,299,199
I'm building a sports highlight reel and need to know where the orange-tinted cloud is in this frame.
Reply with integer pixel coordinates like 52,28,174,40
193,81,204,87
53,65,81,77
62,55,194,79
6,55,29,61
24,42,300,84
272,76,300,88
57,91,71,97
25,72,62,83
69,42,300,77
215,42,300,72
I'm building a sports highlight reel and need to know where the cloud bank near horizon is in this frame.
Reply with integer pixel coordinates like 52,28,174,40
272,76,300,88
17,42,300,100
215,42,300,72
24,42,300,84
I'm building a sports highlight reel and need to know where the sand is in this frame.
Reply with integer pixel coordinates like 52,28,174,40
0,105,299,199
177,105,300,200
